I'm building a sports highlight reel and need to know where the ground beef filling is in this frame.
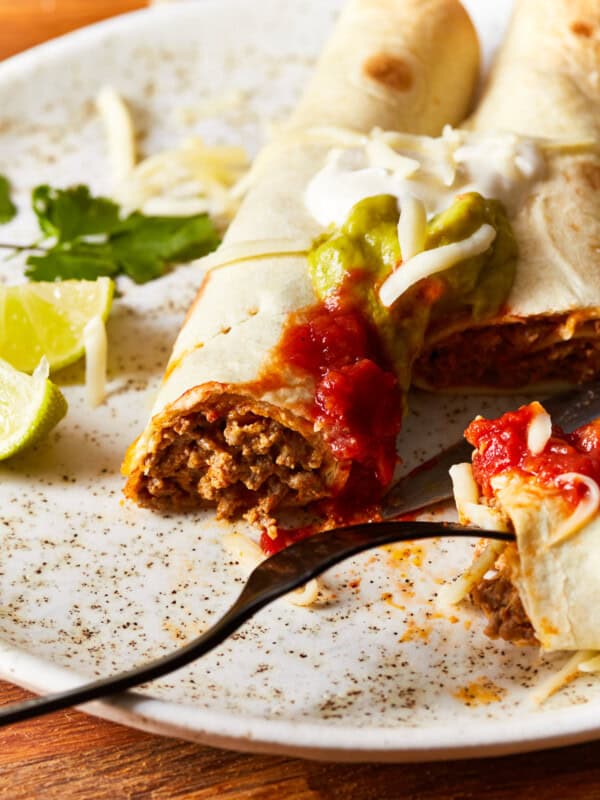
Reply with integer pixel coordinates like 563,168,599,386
136,409,330,521
471,571,538,646
414,319,600,389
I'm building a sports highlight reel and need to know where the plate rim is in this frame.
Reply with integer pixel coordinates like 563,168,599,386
1,640,600,761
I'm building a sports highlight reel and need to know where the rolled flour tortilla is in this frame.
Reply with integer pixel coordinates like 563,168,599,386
453,402,600,651
493,478,600,651
123,0,479,526
414,0,600,391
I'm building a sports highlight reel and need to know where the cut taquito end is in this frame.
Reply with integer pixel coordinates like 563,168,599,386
454,403,600,652
415,0,600,392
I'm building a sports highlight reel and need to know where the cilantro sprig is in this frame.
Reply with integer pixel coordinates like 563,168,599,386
0,176,17,224
0,181,220,283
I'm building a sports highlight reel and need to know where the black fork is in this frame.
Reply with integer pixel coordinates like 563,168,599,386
0,520,512,727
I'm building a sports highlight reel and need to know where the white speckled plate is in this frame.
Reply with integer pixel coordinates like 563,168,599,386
1,0,599,762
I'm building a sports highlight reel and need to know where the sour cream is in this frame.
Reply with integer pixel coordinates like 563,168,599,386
304,147,406,227
304,126,547,228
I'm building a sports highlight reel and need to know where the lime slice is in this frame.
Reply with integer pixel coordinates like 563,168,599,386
0,358,68,460
0,277,114,373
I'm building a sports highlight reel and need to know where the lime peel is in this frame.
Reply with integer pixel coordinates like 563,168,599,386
0,277,114,374
0,358,68,460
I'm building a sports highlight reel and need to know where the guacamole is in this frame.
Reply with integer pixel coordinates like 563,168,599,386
307,192,517,387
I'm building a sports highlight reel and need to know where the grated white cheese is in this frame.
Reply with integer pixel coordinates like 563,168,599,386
84,316,108,409
531,650,597,705
222,532,320,607
578,653,600,673
549,473,600,547
459,501,510,533
397,195,427,262
449,463,480,517
96,86,137,186
526,402,552,455
438,540,506,607
200,238,311,273
379,224,496,307
453,133,545,209
365,134,420,177
97,86,249,230
444,460,512,607
116,137,249,227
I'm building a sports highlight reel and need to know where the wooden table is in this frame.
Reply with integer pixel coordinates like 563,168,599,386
1,2,600,798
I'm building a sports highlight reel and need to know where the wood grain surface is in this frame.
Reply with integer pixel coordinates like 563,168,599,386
0,0,146,59
1,2,600,799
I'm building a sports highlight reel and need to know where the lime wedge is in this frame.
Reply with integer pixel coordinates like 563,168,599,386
0,277,114,373
0,358,68,460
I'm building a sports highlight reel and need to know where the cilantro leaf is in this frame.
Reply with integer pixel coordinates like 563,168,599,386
25,242,119,282
5,182,221,283
110,213,221,283
32,185,121,243
0,175,17,224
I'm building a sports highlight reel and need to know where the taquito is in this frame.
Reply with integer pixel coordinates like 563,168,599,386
451,402,600,651
123,0,479,529
414,0,600,391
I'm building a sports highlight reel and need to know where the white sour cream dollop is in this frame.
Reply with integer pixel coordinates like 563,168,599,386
304,125,547,228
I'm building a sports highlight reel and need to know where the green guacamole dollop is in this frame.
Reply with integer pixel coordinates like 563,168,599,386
424,192,518,321
307,192,517,388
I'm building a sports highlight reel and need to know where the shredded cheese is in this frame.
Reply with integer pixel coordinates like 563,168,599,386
84,316,107,408
443,462,511,606
365,135,420,177
379,224,496,307
438,541,506,607
96,86,137,186
397,195,427,261
460,502,510,533
371,127,457,182
449,462,480,519
531,650,597,705
578,653,600,673
531,648,600,705
116,136,249,226
222,532,320,607
526,402,552,455
449,463,509,540
549,473,600,547
96,86,249,229
200,239,311,272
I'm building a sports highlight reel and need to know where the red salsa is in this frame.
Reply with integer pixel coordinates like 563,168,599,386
466,403,600,508
263,292,403,554
279,291,403,485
